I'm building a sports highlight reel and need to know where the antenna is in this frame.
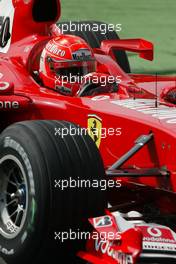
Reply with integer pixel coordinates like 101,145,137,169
155,72,158,108
133,86,136,100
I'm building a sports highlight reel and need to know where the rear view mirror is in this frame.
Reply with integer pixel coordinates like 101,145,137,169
100,38,154,61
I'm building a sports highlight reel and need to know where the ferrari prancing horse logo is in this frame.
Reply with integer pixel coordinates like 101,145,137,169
87,114,102,148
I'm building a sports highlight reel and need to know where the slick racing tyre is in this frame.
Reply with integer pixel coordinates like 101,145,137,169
58,21,130,73
0,120,106,264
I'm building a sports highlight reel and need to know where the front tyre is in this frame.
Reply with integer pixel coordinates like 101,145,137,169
0,120,105,263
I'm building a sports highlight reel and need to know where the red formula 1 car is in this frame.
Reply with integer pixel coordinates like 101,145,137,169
1,1,176,264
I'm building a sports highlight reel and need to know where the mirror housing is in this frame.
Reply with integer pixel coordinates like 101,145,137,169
100,39,154,61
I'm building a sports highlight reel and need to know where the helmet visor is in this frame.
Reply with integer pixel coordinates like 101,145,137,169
49,58,96,78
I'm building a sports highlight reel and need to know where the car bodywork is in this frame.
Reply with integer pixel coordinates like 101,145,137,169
1,0,176,263
78,209,176,263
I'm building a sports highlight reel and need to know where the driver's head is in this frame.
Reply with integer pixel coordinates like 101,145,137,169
39,35,96,94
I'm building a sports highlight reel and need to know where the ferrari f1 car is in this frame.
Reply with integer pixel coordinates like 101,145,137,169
1,0,176,263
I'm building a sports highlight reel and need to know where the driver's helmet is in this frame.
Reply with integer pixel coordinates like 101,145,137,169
39,35,96,95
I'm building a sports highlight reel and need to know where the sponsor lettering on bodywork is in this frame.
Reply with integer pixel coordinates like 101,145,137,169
112,99,176,124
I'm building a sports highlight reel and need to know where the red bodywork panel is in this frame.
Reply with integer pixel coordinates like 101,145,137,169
1,1,176,262
1,0,176,207
11,0,61,42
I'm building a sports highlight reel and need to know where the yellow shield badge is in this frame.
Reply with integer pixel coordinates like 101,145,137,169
87,115,102,148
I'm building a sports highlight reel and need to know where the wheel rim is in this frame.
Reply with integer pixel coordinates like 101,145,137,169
0,155,28,239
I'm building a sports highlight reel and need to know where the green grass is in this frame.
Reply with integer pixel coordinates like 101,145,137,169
60,0,176,74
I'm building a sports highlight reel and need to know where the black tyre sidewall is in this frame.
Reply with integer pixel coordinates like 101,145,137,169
0,132,51,263
0,121,106,264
